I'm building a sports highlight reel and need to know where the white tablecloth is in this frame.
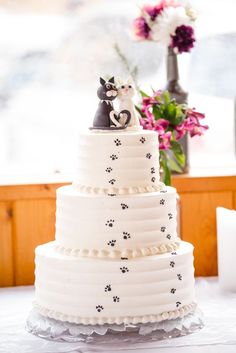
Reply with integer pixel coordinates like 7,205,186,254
1,278,236,353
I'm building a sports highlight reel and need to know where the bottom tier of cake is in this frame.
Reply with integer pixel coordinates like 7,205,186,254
34,241,196,325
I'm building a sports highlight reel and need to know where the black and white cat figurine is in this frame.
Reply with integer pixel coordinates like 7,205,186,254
91,77,131,130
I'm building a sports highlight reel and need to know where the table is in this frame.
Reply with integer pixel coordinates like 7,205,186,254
1,277,236,353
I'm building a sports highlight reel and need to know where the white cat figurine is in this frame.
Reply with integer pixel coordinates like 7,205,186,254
117,80,140,128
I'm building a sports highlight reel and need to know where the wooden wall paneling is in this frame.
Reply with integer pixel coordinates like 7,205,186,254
0,202,14,286
179,191,233,277
13,199,56,285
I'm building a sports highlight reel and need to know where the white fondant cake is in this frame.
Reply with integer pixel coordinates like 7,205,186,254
55,185,179,258
74,130,161,194
33,128,196,325
35,241,195,325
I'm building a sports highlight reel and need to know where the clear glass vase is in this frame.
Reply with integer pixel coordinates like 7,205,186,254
165,46,189,173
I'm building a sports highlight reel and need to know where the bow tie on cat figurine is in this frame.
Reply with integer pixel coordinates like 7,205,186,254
90,77,131,131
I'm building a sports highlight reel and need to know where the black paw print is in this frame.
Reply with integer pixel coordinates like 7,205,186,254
105,284,112,292
114,139,121,146
110,154,118,161
105,167,113,173
177,274,182,281
160,199,165,205
140,137,146,144
121,257,128,260
166,234,171,240
108,193,116,197
161,226,166,232
123,232,131,240
121,203,128,210
176,301,181,308
120,266,129,273
96,305,104,312
151,167,155,174
105,219,114,227
170,261,175,268
107,240,116,247
109,179,116,185
151,177,156,183
171,251,177,255
146,153,152,159
160,190,167,193
113,296,120,303
170,288,176,294
168,213,173,220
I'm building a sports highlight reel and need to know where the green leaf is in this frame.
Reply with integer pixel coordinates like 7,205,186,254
174,152,185,167
168,158,183,173
162,90,171,104
160,151,171,186
170,140,183,155
152,105,162,120
139,90,149,98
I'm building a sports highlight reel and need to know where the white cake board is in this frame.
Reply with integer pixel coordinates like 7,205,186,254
25,307,204,344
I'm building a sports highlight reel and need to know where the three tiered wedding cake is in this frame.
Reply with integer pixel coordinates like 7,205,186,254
33,77,196,325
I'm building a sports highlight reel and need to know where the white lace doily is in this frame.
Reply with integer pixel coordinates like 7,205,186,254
25,307,204,344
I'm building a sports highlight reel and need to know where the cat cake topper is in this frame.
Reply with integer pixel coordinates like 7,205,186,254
90,76,132,131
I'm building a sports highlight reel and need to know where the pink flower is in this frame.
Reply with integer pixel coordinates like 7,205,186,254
133,16,151,40
174,109,208,140
143,3,164,20
159,131,172,150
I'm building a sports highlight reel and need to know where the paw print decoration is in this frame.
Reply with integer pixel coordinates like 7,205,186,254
114,139,122,146
105,219,114,227
140,137,146,144
151,167,155,174
121,203,128,210
105,167,113,173
177,274,182,281
109,179,116,185
120,266,129,273
151,177,156,183
168,213,173,220
105,284,112,292
110,154,118,161
166,234,171,240
96,305,104,312
123,232,131,240
107,240,116,247
161,226,166,232
113,296,120,303
146,153,152,159
170,261,175,268
170,288,176,294
160,199,165,205
176,301,181,308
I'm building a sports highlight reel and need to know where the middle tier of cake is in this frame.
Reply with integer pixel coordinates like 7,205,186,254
55,185,180,258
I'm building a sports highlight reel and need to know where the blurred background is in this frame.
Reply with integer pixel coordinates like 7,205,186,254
0,0,235,179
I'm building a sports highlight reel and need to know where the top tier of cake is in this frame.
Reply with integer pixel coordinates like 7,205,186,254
74,129,162,195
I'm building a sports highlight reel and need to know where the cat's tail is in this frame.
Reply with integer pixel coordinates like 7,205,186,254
89,110,131,131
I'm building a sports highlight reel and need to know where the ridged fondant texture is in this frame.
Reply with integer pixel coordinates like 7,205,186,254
74,130,160,193
34,241,195,325
55,185,179,258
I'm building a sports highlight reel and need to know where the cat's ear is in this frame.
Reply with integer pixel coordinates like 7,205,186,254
100,77,106,86
108,77,115,84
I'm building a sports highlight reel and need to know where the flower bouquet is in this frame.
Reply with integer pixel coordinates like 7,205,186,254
136,90,208,185
133,0,196,54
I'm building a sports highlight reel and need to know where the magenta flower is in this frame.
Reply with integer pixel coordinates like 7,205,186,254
143,3,164,20
170,25,195,54
174,109,208,140
133,16,151,40
159,131,172,150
